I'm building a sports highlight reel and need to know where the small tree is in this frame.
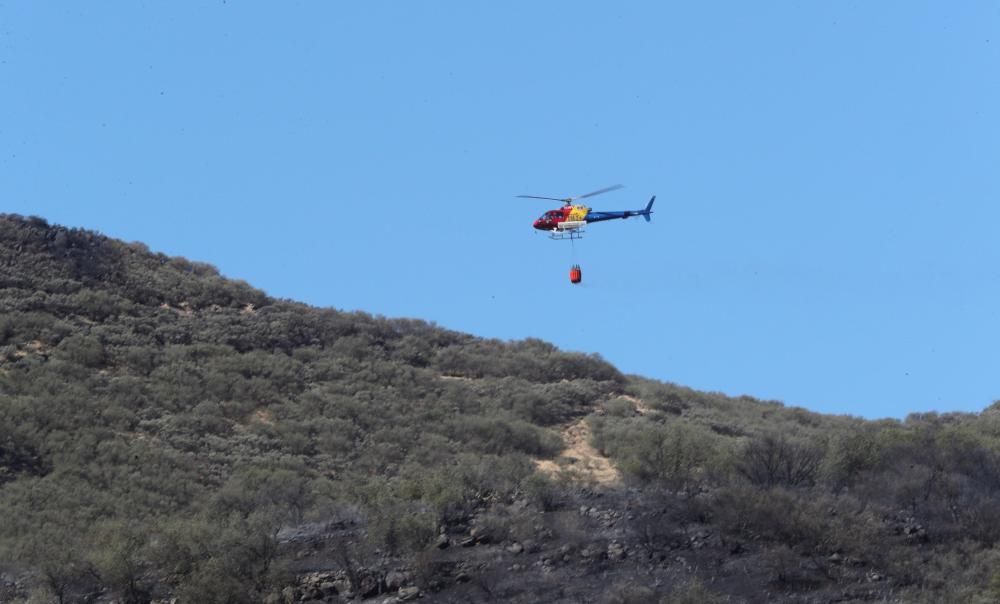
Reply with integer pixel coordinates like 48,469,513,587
738,433,822,488
18,527,97,604
90,521,150,604
616,422,714,493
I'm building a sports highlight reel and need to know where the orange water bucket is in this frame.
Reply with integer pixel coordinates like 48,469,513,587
569,264,582,284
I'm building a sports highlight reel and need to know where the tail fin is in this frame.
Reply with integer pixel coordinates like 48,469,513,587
642,195,655,222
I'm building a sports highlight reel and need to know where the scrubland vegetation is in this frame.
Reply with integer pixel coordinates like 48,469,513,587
3,213,1000,603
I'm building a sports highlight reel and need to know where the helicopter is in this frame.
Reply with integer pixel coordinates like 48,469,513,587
517,184,655,240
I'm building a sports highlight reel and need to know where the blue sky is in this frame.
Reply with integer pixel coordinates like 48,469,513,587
3,2,999,418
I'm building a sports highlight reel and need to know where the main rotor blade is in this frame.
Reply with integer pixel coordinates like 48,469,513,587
572,184,623,201
516,194,571,202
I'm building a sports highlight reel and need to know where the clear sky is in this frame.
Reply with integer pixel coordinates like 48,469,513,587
3,2,999,418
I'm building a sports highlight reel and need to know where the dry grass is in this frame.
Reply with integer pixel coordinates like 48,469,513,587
535,417,621,486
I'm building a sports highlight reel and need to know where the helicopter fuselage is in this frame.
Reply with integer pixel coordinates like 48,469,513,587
532,204,652,231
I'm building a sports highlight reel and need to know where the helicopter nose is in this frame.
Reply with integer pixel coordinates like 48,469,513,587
533,219,543,229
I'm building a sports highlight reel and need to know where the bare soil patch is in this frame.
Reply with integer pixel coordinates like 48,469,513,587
535,417,621,486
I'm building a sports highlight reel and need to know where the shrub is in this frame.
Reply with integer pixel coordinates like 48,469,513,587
737,433,823,488
598,421,716,492
55,334,106,367
522,472,562,511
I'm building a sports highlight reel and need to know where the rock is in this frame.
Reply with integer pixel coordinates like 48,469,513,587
828,553,843,564
469,526,492,544
507,542,524,554
903,524,927,541
607,541,627,561
354,573,382,599
299,583,322,600
436,534,450,549
331,579,352,596
397,586,420,601
385,570,411,591
459,536,477,547
318,581,338,596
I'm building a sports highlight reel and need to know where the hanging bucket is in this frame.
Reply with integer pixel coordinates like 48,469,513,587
569,264,582,284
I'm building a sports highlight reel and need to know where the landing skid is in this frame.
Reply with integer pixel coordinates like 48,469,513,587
549,229,584,241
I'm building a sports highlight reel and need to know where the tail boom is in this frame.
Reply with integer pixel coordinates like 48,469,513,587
581,195,657,224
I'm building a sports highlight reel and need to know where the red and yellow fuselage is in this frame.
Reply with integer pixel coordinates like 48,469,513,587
532,205,590,230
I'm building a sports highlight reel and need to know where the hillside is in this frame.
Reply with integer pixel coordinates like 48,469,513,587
2,214,1000,603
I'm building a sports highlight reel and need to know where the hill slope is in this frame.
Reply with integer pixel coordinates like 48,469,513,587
2,214,1000,603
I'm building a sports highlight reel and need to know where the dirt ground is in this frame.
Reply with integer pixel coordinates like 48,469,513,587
534,416,621,486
